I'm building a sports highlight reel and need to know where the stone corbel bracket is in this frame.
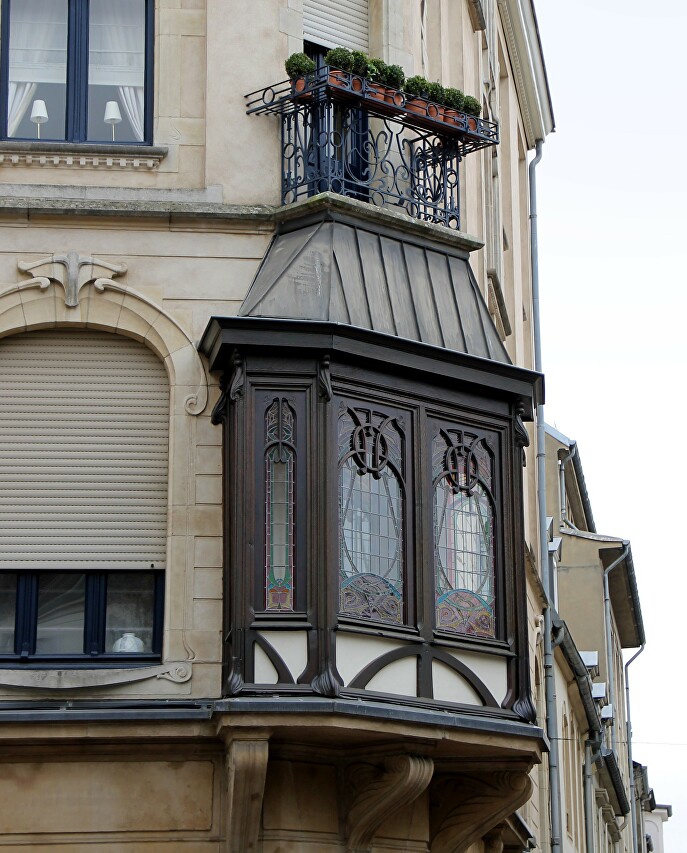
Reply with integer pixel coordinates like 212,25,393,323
346,754,434,852
217,728,270,853
0,662,192,690
430,769,533,853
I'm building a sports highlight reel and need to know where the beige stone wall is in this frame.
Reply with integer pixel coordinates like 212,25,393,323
0,213,271,700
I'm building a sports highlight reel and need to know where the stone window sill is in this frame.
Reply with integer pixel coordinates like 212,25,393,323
0,141,168,170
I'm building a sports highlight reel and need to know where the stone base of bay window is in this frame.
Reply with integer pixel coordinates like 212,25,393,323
0,706,542,852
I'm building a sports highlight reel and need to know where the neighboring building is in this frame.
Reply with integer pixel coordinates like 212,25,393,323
536,425,670,853
0,1,669,851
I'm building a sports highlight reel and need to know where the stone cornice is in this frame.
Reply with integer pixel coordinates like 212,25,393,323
0,141,168,170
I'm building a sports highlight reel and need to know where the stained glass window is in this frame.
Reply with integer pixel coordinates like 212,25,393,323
433,429,496,638
338,405,405,624
265,398,296,611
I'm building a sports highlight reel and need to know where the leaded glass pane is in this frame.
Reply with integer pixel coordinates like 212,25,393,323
339,406,404,624
433,431,495,638
265,399,295,611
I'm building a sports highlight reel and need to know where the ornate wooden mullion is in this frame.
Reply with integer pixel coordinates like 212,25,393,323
505,407,536,722
310,375,342,697
418,407,435,646
224,355,248,697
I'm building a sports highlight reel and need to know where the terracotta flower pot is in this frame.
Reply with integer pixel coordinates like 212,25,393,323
365,81,387,103
291,76,311,101
405,96,429,117
385,88,405,109
426,101,441,122
327,69,348,88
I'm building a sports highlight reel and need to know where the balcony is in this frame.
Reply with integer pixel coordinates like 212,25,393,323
246,67,499,230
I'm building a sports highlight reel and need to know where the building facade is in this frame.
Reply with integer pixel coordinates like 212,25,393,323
0,1,668,851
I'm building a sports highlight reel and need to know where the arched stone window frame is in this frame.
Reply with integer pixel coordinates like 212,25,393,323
0,271,209,692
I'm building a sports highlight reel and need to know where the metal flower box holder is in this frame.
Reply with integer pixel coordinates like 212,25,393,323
246,67,499,230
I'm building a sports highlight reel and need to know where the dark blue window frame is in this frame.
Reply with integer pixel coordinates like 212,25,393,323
0,0,154,144
0,570,164,665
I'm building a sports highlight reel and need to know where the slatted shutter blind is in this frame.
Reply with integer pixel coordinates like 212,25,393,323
303,0,369,52
0,330,169,571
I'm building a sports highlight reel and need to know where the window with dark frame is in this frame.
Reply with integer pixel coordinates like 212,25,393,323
0,571,164,662
0,0,153,144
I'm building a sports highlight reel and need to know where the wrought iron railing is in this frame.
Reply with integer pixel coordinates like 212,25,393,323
246,68,499,230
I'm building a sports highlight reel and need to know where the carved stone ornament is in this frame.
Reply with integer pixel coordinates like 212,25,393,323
346,754,434,852
18,252,127,307
0,662,192,690
8,256,208,416
430,769,533,853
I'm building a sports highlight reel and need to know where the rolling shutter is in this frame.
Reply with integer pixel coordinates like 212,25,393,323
303,0,369,53
0,330,169,571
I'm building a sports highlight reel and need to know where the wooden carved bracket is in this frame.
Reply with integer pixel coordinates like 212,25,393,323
346,754,434,853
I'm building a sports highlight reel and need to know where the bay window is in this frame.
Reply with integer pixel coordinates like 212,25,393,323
0,0,152,143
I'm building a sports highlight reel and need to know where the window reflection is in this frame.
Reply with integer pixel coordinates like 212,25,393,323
35,574,85,654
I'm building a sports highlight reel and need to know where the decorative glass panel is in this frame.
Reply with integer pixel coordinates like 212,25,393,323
0,573,17,654
7,0,68,140
265,399,296,611
35,573,85,654
106,572,155,653
433,430,496,638
339,405,404,623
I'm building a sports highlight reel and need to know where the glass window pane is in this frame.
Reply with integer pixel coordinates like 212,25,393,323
106,573,155,653
0,574,17,654
265,399,296,612
7,0,68,140
88,0,145,142
338,406,405,624
36,574,85,654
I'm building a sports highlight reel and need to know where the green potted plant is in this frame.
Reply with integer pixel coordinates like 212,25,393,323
323,47,354,88
384,64,406,107
443,87,465,126
403,75,430,117
463,95,482,130
364,57,389,102
424,81,445,120
284,52,316,96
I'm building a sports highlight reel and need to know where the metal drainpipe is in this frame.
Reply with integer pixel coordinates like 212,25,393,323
584,737,602,853
558,442,576,528
530,138,562,853
625,643,646,853
603,543,630,755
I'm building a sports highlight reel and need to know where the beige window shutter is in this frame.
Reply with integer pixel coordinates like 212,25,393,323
0,330,169,571
303,0,369,53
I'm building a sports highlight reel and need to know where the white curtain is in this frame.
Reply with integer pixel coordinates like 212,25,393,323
89,0,145,141
7,0,67,135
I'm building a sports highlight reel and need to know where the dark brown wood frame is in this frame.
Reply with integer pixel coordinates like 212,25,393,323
203,318,540,722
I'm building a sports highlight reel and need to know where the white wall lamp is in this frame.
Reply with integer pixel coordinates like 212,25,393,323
104,100,122,141
30,99,48,139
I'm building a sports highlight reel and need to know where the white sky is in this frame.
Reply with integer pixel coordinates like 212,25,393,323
534,0,687,845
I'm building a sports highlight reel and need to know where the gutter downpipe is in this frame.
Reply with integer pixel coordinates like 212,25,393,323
530,138,562,853
603,542,630,755
625,643,646,853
